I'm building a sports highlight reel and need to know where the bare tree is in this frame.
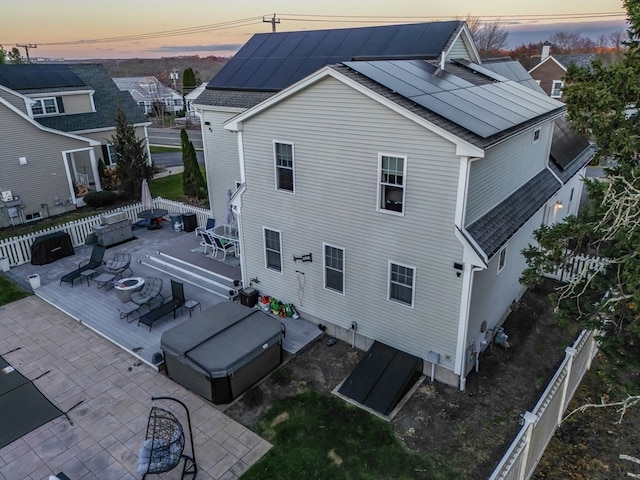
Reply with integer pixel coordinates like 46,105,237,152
460,16,509,57
548,32,597,53
609,29,627,51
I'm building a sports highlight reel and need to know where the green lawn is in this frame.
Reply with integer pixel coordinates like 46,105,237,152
0,274,30,305
149,166,206,200
242,391,459,480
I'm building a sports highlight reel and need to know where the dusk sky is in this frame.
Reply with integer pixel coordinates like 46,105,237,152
0,0,628,59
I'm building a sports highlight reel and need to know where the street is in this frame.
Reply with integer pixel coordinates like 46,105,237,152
148,127,204,168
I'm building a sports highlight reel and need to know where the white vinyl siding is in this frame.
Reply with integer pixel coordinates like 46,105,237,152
448,35,473,60
263,228,282,272
238,77,465,368
324,244,344,294
274,141,294,192
201,109,244,221
466,123,552,226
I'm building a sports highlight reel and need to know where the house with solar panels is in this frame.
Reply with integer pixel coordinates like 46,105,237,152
197,22,593,390
0,64,150,226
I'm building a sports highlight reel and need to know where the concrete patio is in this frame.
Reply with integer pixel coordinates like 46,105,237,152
0,219,322,479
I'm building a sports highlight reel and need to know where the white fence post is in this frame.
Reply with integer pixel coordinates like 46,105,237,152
518,412,538,480
558,347,576,423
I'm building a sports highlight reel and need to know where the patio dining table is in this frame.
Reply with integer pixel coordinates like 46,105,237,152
210,224,239,257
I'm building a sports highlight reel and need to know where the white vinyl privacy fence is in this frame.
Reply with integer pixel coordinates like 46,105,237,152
0,198,210,267
543,253,608,283
489,329,599,480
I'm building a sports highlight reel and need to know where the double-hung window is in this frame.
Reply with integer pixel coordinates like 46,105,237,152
388,262,415,307
378,154,406,214
497,247,507,274
274,142,294,192
264,228,282,272
31,97,61,116
324,244,344,294
551,80,564,98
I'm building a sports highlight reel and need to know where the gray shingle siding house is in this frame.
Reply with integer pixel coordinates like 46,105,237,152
221,50,591,389
0,64,150,225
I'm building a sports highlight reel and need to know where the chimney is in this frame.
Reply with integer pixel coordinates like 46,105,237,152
541,41,551,61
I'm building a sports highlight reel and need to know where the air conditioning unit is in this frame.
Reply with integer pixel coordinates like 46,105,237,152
101,212,128,225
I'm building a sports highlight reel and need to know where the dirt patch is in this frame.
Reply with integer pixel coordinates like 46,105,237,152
225,280,636,478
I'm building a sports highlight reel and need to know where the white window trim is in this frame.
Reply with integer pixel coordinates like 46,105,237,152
323,242,345,295
532,128,541,143
273,140,295,194
497,246,507,274
550,80,564,98
387,260,416,308
31,97,59,116
263,226,283,273
377,153,407,216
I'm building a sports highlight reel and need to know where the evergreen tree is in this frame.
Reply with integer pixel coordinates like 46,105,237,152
521,0,640,363
180,128,206,198
182,67,196,95
112,107,151,199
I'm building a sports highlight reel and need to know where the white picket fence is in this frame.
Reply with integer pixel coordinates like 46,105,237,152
543,253,608,283
489,329,599,479
0,198,211,267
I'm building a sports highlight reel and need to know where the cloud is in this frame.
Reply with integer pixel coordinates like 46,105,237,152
150,43,243,54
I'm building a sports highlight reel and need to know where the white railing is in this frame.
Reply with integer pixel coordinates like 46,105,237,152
489,329,599,480
543,253,608,283
0,197,211,267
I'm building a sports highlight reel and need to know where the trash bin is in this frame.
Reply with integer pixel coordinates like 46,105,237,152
169,213,183,232
182,213,197,232
28,274,41,290
239,288,259,308
0,256,9,272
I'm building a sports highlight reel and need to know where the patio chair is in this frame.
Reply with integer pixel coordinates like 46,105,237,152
195,218,215,238
60,244,106,286
131,277,164,310
199,231,215,256
212,236,236,262
138,280,185,331
98,252,132,279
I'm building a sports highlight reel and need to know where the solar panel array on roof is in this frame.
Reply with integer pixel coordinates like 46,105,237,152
551,117,591,169
0,64,86,91
344,59,563,138
207,21,462,91
480,60,546,93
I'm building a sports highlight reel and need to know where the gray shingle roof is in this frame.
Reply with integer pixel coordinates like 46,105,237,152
0,63,148,132
466,169,561,259
553,54,597,69
194,89,275,109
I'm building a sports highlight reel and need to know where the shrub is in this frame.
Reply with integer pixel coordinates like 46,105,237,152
84,191,119,208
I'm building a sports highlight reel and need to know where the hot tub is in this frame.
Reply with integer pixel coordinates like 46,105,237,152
161,302,283,404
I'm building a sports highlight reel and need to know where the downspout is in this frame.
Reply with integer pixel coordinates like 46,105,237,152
235,124,248,285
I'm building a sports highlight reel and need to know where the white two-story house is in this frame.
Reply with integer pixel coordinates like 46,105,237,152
222,54,592,390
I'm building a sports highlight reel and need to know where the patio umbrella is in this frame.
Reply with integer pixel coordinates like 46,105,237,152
226,187,235,224
141,179,154,213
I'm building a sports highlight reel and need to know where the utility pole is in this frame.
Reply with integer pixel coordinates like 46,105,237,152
263,13,280,33
16,43,37,61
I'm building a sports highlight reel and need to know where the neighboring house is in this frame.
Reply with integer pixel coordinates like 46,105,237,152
184,83,207,119
194,21,480,222
222,54,592,390
0,64,150,226
528,43,596,101
113,76,183,115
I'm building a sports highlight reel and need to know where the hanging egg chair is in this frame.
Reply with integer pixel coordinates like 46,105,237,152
137,396,197,479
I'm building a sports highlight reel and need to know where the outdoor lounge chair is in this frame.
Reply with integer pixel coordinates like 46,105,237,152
195,218,215,238
59,244,106,287
199,231,215,256
131,277,164,310
138,280,184,331
212,236,236,262
98,252,132,279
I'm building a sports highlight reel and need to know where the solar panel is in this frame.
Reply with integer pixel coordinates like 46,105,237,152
207,21,462,91
343,60,564,138
0,64,85,90
551,118,591,169
451,58,509,82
